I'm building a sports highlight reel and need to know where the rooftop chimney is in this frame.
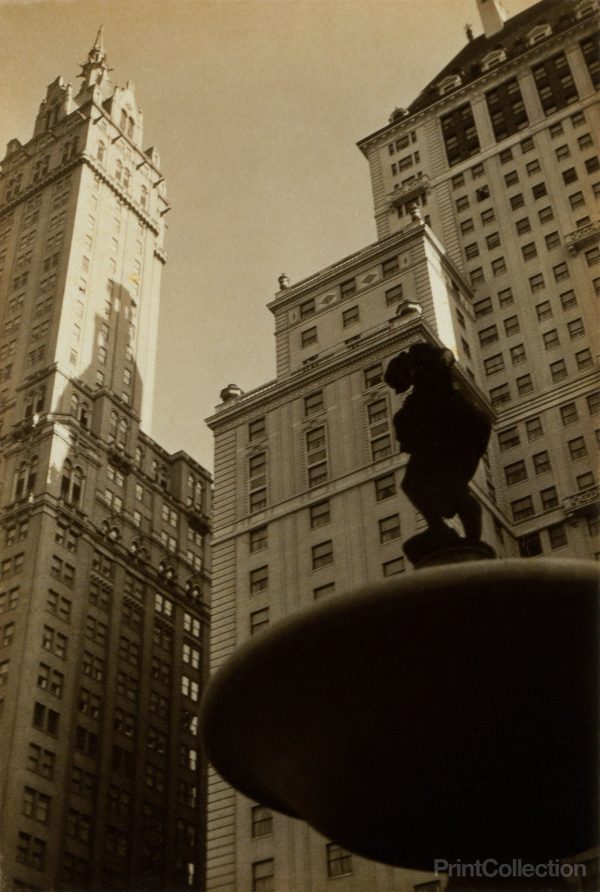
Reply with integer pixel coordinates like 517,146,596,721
476,0,509,38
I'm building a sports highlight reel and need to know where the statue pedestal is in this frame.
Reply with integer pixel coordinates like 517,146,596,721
200,559,599,887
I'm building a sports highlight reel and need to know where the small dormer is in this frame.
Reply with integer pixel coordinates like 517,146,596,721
106,82,143,145
438,74,462,96
33,77,76,138
526,23,552,47
481,48,507,72
575,0,595,19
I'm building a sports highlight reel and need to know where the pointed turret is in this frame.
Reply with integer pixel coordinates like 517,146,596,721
77,26,112,95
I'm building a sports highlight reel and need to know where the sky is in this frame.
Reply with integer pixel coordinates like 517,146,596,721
0,0,534,472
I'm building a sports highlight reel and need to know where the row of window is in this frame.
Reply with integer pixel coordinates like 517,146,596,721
248,843,353,890
441,47,593,165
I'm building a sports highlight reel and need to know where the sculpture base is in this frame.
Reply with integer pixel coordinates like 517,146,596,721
403,527,496,566
201,559,599,877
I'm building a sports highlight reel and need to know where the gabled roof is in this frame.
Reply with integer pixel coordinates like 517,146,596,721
407,0,586,115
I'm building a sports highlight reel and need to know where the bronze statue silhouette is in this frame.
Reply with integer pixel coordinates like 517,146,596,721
384,342,491,563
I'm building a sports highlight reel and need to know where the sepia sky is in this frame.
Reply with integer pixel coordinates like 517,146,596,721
1,0,533,471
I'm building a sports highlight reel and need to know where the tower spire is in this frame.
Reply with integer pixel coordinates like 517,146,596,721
77,25,111,93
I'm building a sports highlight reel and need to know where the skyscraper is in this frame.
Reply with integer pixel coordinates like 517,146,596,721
206,0,599,890
0,33,211,891
358,0,599,560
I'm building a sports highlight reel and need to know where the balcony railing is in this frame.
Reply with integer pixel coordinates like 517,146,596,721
565,219,600,255
387,174,431,209
563,484,599,516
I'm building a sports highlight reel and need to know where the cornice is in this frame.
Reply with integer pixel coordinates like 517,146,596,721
206,320,425,429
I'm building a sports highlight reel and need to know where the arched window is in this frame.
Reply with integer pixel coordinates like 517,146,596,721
45,107,57,131
109,411,118,443
117,418,128,447
120,109,128,131
151,459,158,480
115,159,122,182
127,117,135,139
122,168,130,190
80,402,90,428
60,459,83,505
61,459,72,499
14,461,28,500
35,386,46,414
194,481,203,510
27,456,38,495
70,393,79,417
71,466,83,506
135,445,144,465
140,185,148,209
97,141,106,163
25,392,35,419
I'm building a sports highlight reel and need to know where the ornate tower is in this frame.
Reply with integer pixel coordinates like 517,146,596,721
0,34,210,891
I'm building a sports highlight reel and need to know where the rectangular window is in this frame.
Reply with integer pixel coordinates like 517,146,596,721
301,327,317,348
249,416,266,441
525,416,543,441
540,486,559,510
550,359,568,382
374,473,396,501
532,182,547,200
299,298,315,319
312,540,333,570
521,242,537,261
478,325,498,347
498,287,514,308
485,77,529,141
504,315,520,336
342,305,359,327
511,496,534,521
310,499,330,528
385,283,403,306
249,526,267,553
484,354,504,376
379,514,401,543
504,461,527,486
548,523,567,550
340,279,356,299
304,390,324,415
250,608,269,637
568,437,587,460
490,383,510,407
569,191,585,209
498,427,520,451
440,103,480,166
251,805,273,838
364,362,383,388
473,297,492,318
481,208,495,225
510,193,525,210
252,859,274,892
532,52,578,115
383,557,406,576
576,348,593,370
533,451,551,474
382,256,399,277
543,329,560,351
327,843,353,878
249,566,269,594
567,318,585,340
516,217,531,235
516,374,533,396
538,205,554,224
491,257,506,277
535,301,551,321
577,472,595,491
510,344,526,365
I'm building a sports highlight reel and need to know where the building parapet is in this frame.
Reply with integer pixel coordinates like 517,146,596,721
563,485,599,517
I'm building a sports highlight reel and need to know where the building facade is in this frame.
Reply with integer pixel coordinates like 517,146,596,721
206,1,599,891
358,0,599,560
0,34,211,891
